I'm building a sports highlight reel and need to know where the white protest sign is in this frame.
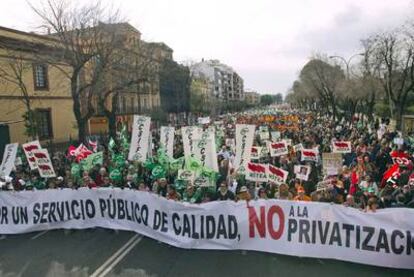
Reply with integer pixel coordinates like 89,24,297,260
234,125,256,174
22,140,41,170
301,149,318,162
332,141,352,153
250,147,262,160
259,126,270,141
182,126,202,158
271,131,281,142
193,136,219,172
128,115,151,162
269,141,288,157
246,162,268,182
294,165,311,181
160,126,175,158
322,153,343,176
267,164,288,184
0,143,18,178
198,117,210,125
33,149,56,178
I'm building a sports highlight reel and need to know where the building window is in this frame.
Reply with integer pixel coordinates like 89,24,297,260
36,109,53,139
33,64,49,90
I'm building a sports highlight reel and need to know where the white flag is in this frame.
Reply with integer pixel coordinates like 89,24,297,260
160,126,175,158
128,115,151,162
181,126,202,158
234,124,256,174
193,134,219,172
0,143,18,178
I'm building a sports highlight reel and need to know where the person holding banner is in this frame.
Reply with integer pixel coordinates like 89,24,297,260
294,186,311,201
215,182,235,201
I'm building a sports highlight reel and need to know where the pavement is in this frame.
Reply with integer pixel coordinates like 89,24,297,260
0,229,412,277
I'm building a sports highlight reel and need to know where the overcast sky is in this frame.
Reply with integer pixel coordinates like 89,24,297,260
0,0,413,95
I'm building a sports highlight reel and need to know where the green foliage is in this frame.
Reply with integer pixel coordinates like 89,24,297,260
374,102,391,118
405,105,414,115
260,94,275,105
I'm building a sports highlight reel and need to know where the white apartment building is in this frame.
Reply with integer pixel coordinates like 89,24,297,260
190,59,244,102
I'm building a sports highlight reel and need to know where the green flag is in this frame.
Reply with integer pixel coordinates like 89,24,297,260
185,157,203,173
83,152,103,171
108,137,116,152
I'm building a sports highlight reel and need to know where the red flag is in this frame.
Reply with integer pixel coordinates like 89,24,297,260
381,164,400,187
390,151,411,166
88,139,98,152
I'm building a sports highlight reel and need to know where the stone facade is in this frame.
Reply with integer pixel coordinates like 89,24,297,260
0,26,77,145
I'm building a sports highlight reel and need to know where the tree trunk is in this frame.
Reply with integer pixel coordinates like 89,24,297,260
77,119,87,144
331,100,337,122
71,72,87,143
25,102,37,140
366,99,375,122
395,103,404,131
108,113,117,140
105,92,119,141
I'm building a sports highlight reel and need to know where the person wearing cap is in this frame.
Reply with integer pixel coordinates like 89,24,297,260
294,186,311,201
236,186,251,201
215,182,235,201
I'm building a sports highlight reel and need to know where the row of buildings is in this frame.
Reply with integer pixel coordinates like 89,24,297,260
0,23,260,149
189,59,260,107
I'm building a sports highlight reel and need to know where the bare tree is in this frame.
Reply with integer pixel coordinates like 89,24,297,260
29,0,124,142
0,49,37,139
365,26,414,129
299,56,346,121
94,37,158,139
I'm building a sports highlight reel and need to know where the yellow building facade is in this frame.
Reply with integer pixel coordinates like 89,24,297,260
0,26,77,145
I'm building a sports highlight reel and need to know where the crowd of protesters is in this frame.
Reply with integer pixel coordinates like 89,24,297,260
1,108,414,212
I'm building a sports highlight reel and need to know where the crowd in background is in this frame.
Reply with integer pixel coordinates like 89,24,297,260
1,108,414,212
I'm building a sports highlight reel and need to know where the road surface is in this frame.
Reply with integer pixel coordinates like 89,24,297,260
0,229,412,277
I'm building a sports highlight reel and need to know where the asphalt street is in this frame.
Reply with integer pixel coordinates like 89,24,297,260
0,229,412,277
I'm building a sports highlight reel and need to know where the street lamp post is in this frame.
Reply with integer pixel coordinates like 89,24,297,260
329,53,364,79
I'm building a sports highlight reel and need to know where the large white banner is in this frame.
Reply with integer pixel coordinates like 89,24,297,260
22,140,41,170
160,126,175,158
181,126,202,158
128,115,151,162
0,189,413,269
234,124,255,174
0,143,18,178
